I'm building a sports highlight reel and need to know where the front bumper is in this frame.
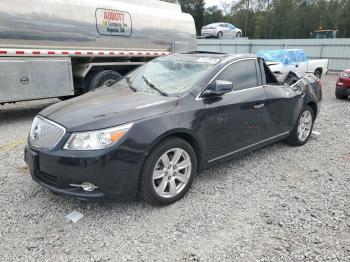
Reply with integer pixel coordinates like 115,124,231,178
24,144,144,201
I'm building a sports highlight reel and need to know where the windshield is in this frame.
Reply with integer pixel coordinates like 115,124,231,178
114,56,216,96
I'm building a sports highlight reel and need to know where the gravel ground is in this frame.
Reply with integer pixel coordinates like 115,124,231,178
0,75,349,262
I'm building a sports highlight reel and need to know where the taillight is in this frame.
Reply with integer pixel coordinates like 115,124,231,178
336,78,344,88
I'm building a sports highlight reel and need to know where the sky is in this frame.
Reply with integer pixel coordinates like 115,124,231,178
205,0,232,7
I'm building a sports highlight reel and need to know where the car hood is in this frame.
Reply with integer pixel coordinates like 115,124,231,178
40,86,178,132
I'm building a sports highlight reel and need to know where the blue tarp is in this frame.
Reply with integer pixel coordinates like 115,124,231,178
256,49,307,65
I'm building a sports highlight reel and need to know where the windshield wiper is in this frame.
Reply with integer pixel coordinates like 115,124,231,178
142,76,168,97
126,76,137,92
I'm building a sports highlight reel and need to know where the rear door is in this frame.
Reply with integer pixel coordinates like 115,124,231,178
296,50,308,73
201,59,271,161
220,24,230,37
260,59,302,135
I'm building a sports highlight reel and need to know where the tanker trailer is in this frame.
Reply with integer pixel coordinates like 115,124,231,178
0,0,196,103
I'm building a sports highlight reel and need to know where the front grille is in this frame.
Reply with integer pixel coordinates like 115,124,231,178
29,116,66,150
36,171,59,186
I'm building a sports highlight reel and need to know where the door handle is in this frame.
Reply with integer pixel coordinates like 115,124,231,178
254,103,265,109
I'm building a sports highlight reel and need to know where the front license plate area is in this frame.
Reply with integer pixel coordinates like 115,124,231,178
25,148,38,171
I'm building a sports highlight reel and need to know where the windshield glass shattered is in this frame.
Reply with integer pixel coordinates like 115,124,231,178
114,56,217,96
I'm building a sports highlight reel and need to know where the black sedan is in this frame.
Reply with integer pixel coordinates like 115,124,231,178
25,52,322,205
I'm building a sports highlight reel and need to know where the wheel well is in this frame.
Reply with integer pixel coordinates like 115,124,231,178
307,101,317,117
315,68,322,74
149,133,202,171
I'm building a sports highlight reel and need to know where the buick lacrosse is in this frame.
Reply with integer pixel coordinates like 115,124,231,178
25,52,322,205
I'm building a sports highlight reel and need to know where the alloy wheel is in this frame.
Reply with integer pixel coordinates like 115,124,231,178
152,148,192,199
298,110,313,142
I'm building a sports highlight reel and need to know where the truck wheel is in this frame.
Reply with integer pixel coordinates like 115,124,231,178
140,137,197,206
285,106,315,147
217,31,224,39
314,69,322,79
88,70,122,91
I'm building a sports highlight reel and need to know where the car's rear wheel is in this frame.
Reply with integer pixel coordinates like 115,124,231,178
236,32,242,37
285,106,315,146
88,70,122,91
217,31,224,39
140,138,196,205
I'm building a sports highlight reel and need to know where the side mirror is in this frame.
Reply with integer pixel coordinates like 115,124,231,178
202,80,233,97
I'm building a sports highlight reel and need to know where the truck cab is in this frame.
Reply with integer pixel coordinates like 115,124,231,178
256,49,328,79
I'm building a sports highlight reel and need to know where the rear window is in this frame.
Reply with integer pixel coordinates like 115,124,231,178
296,50,307,62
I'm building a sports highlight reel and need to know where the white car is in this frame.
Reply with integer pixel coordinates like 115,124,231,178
201,23,242,39
257,49,328,79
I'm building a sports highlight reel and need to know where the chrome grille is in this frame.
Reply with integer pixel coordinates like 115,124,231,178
29,116,66,150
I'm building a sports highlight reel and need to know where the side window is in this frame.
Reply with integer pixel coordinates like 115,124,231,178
216,60,259,91
283,52,291,65
289,51,297,64
298,50,307,62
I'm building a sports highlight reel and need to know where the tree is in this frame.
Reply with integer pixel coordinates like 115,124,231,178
204,6,224,25
178,0,206,35
180,0,350,39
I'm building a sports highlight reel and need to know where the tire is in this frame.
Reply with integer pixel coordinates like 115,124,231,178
140,137,197,206
314,69,322,79
236,32,242,37
217,31,224,39
88,70,122,91
335,89,347,100
285,106,315,146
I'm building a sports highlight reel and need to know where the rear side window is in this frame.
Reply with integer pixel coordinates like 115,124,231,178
216,60,258,91
288,51,297,64
296,50,306,62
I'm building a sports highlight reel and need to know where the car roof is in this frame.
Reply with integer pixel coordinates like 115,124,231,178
170,52,257,64
207,22,230,26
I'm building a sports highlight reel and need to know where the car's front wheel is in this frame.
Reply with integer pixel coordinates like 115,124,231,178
285,106,315,146
140,138,197,205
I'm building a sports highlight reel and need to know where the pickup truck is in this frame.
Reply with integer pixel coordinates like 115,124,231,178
257,49,329,79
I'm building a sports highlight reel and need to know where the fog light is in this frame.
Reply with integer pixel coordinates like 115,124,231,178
70,182,99,192
82,182,98,192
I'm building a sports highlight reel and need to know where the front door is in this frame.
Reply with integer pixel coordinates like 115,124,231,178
201,59,270,161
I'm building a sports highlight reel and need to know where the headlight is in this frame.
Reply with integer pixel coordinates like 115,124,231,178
340,72,350,78
63,123,133,150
